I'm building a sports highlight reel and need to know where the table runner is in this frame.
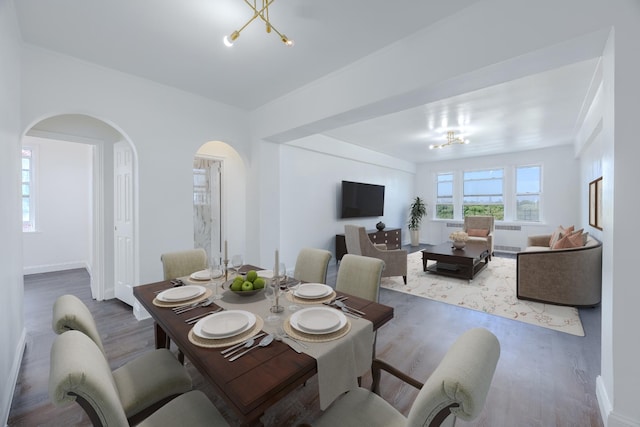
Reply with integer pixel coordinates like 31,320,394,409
191,277,373,410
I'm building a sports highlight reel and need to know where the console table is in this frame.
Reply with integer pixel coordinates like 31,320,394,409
335,227,402,261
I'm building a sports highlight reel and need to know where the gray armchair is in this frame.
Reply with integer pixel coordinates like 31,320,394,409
344,225,407,284
49,330,229,427
305,328,500,427
463,216,495,260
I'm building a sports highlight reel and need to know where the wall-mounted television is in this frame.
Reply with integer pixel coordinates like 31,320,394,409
340,180,385,218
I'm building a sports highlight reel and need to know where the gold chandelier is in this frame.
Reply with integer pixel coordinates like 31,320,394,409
429,131,470,150
223,0,294,47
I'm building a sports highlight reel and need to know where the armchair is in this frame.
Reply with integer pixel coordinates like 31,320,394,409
344,225,407,284
306,328,500,427
463,216,495,260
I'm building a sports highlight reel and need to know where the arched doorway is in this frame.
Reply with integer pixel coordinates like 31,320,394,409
22,114,138,306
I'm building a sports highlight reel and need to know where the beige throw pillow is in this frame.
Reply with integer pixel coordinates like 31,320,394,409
467,228,489,237
549,225,575,248
552,229,584,249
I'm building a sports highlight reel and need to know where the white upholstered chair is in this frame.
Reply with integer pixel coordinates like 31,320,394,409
305,328,500,427
49,330,229,427
160,248,208,280
52,294,193,421
293,247,333,283
335,254,385,303
462,216,495,260
344,225,407,284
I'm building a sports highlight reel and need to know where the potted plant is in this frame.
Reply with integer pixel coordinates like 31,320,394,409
408,196,427,246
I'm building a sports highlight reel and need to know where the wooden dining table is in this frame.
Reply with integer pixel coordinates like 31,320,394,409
134,272,394,426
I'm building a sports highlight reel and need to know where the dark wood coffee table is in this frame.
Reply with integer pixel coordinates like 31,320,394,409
421,241,490,280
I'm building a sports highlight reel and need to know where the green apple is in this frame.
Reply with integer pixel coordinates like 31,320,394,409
246,270,258,283
241,281,254,291
253,277,266,289
231,278,243,291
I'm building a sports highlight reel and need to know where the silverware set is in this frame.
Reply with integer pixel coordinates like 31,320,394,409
173,298,214,314
323,295,365,318
228,335,274,361
184,307,223,324
154,279,184,294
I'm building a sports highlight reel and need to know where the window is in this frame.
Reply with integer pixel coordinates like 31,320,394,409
436,173,453,219
516,165,541,221
22,147,36,232
463,169,504,220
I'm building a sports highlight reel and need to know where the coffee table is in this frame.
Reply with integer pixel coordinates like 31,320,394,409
421,241,490,281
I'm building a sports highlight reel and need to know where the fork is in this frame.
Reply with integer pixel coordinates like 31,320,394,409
185,307,222,324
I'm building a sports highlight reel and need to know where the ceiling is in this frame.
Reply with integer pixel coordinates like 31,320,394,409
14,0,600,164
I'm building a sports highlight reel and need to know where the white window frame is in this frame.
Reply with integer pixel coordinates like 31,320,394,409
435,172,454,219
515,165,542,222
462,168,504,219
22,145,38,232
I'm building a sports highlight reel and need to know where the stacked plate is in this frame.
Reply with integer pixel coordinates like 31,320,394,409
156,285,206,302
193,310,256,340
190,269,211,281
289,307,347,335
293,283,333,300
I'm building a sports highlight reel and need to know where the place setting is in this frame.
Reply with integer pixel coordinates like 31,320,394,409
285,283,336,306
188,309,265,349
152,284,213,308
282,306,351,343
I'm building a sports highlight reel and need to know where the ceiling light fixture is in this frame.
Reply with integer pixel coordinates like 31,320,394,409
223,0,294,47
429,131,470,149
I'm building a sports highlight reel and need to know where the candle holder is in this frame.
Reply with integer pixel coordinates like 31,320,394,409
223,259,229,281
270,278,284,313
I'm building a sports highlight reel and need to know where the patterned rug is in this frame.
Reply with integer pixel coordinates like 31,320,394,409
381,251,584,336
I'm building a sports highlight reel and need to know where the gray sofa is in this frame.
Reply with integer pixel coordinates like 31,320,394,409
516,234,602,307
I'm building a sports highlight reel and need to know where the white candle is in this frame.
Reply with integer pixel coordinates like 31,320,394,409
224,240,228,261
275,249,279,279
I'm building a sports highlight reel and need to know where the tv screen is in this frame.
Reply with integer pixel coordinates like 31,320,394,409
341,181,385,218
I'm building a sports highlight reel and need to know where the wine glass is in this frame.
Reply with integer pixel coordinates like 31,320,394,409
231,254,243,276
264,282,283,323
209,256,223,300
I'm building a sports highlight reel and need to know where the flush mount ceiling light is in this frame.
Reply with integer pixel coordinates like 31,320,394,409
223,0,294,47
429,131,470,150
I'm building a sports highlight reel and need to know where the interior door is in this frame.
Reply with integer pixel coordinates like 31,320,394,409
193,157,222,262
114,141,135,306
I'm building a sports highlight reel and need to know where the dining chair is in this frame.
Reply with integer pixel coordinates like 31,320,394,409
344,224,407,284
52,294,193,421
293,247,333,283
304,328,500,427
335,254,385,303
49,330,230,427
160,248,208,280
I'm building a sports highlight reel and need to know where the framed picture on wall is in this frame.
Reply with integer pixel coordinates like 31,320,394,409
589,177,603,230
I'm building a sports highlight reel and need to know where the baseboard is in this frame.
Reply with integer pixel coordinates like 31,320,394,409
1,328,26,427
134,300,151,321
23,261,89,275
596,375,640,427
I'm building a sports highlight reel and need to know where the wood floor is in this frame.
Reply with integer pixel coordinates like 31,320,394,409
8,249,603,426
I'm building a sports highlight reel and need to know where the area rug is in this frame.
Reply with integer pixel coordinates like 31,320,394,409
381,251,584,336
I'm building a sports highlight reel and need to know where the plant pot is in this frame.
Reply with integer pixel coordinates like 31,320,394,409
452,241,466,250
410,229,420,246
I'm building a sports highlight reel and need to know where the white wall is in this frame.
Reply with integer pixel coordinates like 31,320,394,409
22,137,92,274
415,145,580,251
0,1,24,424
276,135,415,268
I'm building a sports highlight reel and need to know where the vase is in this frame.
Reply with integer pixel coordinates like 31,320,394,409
452,241,466,250
376,221,385,231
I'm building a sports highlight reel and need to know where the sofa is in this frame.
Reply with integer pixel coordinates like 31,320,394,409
516,233,602,307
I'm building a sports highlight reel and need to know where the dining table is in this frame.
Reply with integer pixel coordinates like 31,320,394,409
133,266,394,426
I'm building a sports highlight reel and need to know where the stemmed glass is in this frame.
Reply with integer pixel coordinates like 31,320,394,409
265,282,283,324
209,256,223,300
231,254,243,276
278,262,299,312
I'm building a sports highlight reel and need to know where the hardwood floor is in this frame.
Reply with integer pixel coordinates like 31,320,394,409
9,248,603,426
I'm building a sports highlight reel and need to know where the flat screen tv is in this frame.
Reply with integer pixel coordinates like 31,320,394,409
341,180,385,218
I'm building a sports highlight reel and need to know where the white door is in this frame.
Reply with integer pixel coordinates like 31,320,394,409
114,141,135,306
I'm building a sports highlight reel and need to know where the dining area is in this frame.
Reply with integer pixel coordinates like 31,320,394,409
46,247,500,427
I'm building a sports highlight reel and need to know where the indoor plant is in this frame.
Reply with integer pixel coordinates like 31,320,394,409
408,196,427,246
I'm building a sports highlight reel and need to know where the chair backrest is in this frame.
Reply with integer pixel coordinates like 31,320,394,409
336,254,384,302
293,247,332,283
344,224,365,255
463,216,495,234
406,328,500,427
49,330,129,427
160,248,207,280
52,294,106,355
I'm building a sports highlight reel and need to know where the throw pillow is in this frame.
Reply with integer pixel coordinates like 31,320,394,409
467,228,489,237
552,229,584,249
549,225,575,248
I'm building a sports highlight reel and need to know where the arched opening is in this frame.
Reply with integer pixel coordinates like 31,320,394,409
194,141,246,266
22,114,138,308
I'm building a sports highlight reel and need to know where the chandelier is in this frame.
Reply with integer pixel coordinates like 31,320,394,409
429,131,470,150
223,0,294,47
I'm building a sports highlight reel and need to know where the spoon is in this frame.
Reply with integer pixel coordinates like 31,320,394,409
175,298,214,314
229,334,274,361
277,327,308,349
334,300,365,315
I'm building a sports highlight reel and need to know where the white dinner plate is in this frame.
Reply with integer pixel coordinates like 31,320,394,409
290,307,347,334
194,310,256,339
257,270,273,279
190,269,211,281
157,285,206,302
294,283,332,299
